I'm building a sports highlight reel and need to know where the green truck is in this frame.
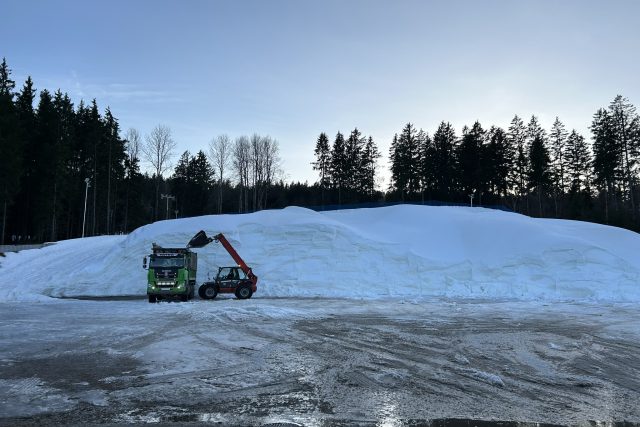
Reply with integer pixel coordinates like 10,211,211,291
143,244,197,302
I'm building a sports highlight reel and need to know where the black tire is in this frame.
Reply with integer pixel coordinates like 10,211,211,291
188,282,195,300
148,295,157,303
235,285,252,300
180,294,189,302
199,284,217,300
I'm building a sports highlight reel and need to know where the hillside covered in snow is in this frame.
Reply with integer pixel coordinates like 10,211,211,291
1,205,639,302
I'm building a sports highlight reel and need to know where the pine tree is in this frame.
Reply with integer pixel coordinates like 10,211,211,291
565,130,591,193
12,77,38,238
455,122,485,201
432,121,457,200
549,117,568,195
485,126,512,199
188,150,214,216
344,128,366,196
389,133,404,196
172,151,191,216
389,123,420,198
312,132,331,203
0,58,18,244
330,132,347,204
608,95,640,216
528,132,551,216
591,108,620,222
361,136,381,198
508,115,528,208
417,129,435,201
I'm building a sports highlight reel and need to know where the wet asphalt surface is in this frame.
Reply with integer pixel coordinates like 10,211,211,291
0,297,639,426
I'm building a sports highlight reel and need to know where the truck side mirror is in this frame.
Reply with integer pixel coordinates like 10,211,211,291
143,256,147,269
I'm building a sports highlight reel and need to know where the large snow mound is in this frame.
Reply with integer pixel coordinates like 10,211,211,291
1,205,639,302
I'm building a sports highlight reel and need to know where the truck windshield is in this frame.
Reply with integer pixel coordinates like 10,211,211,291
150,257,184,268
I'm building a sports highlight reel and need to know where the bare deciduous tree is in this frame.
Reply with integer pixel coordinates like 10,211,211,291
231,134,282,212
125,128,141,168
142,125,176,220
208,134,232,214
232,136,251,213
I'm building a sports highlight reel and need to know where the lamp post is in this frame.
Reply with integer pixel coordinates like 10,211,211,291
469,190,475,208
174,209,179,219
161,194,175,220
82,178,90,238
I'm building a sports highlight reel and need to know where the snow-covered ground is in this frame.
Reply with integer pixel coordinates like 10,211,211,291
1,205,639,302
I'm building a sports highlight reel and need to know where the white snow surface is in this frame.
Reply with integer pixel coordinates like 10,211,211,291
1,205,639,302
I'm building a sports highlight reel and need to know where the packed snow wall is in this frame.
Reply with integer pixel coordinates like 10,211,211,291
1,205,639,302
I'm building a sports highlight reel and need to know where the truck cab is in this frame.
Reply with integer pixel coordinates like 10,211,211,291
144,246,196,302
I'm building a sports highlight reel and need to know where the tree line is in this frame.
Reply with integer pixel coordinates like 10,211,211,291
375,95,639,230
0,58,292,244
2,55,639,244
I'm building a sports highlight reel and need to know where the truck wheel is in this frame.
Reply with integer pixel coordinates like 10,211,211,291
199,284,217,300
189,282,195,300
235,285,252,300
180,294,189,302
148,295,157,303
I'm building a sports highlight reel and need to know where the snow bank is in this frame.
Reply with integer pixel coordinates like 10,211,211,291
1,205,639,302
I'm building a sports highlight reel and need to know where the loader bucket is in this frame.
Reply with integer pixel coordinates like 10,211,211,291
187,230,213,248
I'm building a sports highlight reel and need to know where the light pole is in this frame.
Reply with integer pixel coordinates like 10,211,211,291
82,178,90,238
174,209,179,219
161,194,175,220
469,190,475,208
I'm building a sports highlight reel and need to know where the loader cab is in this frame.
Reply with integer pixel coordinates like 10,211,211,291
199,265,253,300
216,266,247,283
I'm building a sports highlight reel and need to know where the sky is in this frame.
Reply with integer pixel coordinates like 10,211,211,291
2,0,640,186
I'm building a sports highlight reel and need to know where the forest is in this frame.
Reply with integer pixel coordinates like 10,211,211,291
1,57,639,244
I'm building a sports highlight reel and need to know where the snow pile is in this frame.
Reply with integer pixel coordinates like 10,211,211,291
1,205,639,302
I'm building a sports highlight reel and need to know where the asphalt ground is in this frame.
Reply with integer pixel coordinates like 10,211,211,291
1,297,639,426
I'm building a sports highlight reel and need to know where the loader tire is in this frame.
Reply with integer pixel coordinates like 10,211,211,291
148,295,157,303
199,284,217,300
235,285,252,300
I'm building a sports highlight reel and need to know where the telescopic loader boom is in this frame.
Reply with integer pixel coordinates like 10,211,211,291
187,230,258,299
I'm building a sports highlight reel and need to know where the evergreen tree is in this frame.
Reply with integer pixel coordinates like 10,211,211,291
13,77,38,238
388,133,403,195
565,130,591,193
417,129,435,200
608,95,640,215
0,58,18,244
591,108,620,222
344,128,366,195
549,117,568,194
528,132,552,216
389,123,420,198
312,132,331,203
188,150,214,216
485,126,511,199
508,115,528,208
455,122,485,201
330,132,347,204
361,136,381,198
172,151,191,216
432,121,457,200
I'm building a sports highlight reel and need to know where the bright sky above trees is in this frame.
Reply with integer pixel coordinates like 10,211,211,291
2,0,639,184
